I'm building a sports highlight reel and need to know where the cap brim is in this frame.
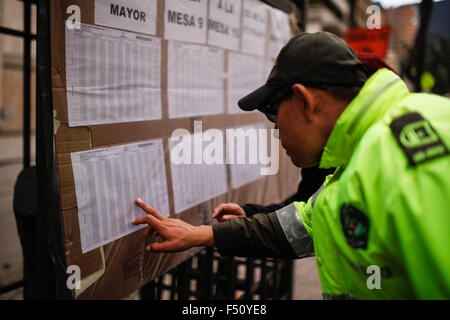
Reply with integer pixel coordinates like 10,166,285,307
237,84,281,111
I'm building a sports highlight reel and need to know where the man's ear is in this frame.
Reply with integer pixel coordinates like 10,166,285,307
291,83,317,122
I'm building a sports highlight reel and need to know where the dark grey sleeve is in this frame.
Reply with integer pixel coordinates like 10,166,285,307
212,211,299,259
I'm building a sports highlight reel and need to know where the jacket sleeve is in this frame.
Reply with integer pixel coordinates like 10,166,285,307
385,176,450,299
213,203,315,259
241,203,282,216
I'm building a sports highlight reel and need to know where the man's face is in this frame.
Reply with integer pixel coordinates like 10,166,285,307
273,86,329,168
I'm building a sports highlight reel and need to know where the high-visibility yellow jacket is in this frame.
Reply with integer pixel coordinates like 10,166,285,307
213,69,450,299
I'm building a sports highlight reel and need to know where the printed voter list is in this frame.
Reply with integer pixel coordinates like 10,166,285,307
71,139,169,253
167,40,225,118
268,8,291,59
65,24,162,127
227,52,265,114
169,132,228,214
228,123,267,189
241,0,267,56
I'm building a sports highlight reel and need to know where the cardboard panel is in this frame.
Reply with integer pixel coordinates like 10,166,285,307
50,0,299,299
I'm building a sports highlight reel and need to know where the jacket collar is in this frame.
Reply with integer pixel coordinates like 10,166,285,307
320,69,410,169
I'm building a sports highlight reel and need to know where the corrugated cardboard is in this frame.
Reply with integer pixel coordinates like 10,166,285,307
51,0,300,299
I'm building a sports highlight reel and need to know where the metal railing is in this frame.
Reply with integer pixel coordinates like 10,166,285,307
0,0,36,298
141,248,293,300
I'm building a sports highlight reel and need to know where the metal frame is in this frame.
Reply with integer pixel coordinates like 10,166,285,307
0,0,36,167
36,0,72,299
0,0,36,297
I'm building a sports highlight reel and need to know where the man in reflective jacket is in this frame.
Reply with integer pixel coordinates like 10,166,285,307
133,32,450,299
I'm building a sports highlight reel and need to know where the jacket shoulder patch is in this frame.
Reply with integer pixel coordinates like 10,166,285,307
389,112,449,166
340,204,369,249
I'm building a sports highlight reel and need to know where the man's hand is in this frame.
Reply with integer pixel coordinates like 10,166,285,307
212,203,246,222
133,198,214,252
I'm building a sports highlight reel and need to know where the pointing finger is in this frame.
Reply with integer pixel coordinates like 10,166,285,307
136,198,166,220
133,213,161,231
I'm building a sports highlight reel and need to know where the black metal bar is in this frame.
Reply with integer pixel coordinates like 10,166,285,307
197,248,213,299
36,0,56,299
170,273,177,299
139,280,156,300
0,26,37,40
175,259,191,299
260,258,268,299
0,280,26,295
23,0,31,168
273,260,280,299
244,258,254,299
37,0,73,300
284,260,294,299
156,277,163,300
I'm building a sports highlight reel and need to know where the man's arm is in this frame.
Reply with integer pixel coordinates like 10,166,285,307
133,199,313,259
212,211,298,258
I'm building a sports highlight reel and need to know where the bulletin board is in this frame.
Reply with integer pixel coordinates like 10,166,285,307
50,0,300,299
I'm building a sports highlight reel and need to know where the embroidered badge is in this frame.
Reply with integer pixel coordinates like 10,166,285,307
340,204,370,249
390,112,449,166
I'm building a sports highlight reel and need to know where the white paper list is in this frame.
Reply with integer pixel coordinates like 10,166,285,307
66,24,162,127
268,8,291,59
95,0,157,35
169,133,228,213
207,0,242,50
227,123,266,188
71,139,169,253
241,0,268,56
227,52,265,114
164,0,207,44
167,40,225,118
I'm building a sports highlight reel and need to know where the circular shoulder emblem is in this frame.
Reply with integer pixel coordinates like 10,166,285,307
340,203,370,249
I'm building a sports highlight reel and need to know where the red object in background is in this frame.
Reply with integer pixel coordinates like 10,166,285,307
357,52,396,76
345,26,392,60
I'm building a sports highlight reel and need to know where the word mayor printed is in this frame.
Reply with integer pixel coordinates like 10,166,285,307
110,4,147,22
170,121,279,175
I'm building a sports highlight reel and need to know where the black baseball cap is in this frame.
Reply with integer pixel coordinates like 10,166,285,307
238,32,368,112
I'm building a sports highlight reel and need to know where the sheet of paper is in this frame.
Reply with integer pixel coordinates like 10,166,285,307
65,24,162,127
241,0,268,56
227,52,265,114
268,8,291,59
71,139,169,253
227,123,266,189
167,40,225,118
164,0,207,44
169,132,228,213
207,0,242,50
95,0,157,35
